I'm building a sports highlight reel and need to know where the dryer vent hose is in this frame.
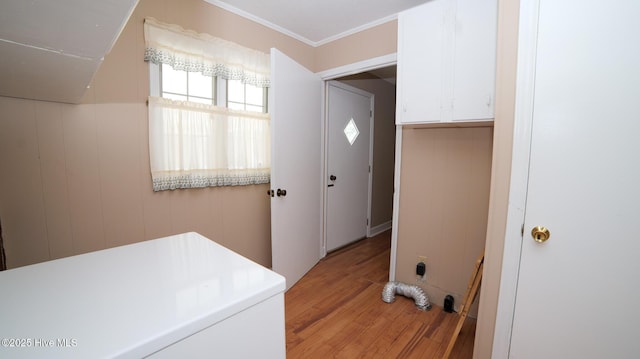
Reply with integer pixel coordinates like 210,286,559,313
381,281,432,311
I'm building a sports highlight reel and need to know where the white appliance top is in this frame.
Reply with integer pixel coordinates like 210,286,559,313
0,232,285,358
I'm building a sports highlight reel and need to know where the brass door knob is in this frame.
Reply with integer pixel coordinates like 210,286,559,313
531,226,550,243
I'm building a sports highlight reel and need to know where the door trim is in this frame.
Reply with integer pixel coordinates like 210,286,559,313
317,53,397,81
318,54,397,258
491,0,540,356
389,126,403,282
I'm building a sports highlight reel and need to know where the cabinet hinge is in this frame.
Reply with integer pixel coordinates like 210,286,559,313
521,224,525,237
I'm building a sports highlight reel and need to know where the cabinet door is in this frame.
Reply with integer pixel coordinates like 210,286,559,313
396,0,497,125
452,0,497,121
396,0,447,124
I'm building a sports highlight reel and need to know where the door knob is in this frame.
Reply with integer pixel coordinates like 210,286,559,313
277,188,287,197
531,226,550,243
267,189,274,197
330,175,337,181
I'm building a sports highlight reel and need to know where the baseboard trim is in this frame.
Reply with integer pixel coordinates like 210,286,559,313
368,220,392,237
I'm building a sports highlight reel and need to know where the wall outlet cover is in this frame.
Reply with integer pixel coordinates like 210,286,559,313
444,294,454,313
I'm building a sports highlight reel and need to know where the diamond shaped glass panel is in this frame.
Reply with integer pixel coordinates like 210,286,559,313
344,118,359,145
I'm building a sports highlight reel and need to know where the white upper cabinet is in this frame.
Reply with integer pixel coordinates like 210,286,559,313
396,0,497,125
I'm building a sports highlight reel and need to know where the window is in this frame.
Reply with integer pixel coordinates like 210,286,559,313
161,64,215,105
157,64,268,113
227,79,268,113
144,17,271,191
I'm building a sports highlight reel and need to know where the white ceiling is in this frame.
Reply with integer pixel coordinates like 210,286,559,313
206,0,430,46
0,0,410,104
0,0,139,103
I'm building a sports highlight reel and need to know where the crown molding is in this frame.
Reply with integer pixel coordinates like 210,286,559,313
205,0,397,48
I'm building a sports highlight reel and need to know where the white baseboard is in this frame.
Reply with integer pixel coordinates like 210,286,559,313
368,220,392,237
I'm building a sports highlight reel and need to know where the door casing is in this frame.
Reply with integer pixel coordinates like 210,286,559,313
318,54,397,257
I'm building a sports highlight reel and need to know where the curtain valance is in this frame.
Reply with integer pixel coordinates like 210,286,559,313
144,17,270,88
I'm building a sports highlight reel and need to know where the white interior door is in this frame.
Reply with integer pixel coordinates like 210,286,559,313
269,48,322,291
326,81,372,252
509,1,640,357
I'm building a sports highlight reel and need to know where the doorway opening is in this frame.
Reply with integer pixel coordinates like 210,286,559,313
322,64,397,256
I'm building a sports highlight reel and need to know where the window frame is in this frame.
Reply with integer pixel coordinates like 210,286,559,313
150,63,268,113
226,79,269,113
160,63,217,105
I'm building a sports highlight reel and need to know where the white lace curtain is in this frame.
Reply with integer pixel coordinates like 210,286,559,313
144,18,271,191
148,97,270,191
144,17,270,87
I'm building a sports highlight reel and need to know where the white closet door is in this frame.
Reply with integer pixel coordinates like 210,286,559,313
509,1,640,357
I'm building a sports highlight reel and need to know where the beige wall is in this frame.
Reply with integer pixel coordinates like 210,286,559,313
0,97,273,268
474,0,521,357
0,0,399,269
395,126,493,317
0,0,310,269
0,0,518,354
338,74,396,228
315,20,398,72
81,0,315,106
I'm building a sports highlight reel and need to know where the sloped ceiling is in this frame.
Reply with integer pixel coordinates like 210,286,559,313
0,0,409,104
0,0,139,104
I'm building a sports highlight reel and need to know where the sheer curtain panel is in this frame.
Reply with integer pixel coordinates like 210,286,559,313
144,18,271,191
148,97,270,191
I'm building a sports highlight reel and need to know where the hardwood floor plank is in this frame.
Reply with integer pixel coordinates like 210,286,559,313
448,318,477,359
285,230,476,358
291,280,373,335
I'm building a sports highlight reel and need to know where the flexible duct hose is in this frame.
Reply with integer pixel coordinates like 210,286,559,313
381,281,432,311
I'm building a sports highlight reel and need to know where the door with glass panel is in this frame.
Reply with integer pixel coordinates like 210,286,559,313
326,81,373,251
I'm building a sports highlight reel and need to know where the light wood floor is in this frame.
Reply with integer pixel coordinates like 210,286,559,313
285,230,476,358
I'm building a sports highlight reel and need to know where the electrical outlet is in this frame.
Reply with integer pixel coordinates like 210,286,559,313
416,256,427,282
451,294,460,313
